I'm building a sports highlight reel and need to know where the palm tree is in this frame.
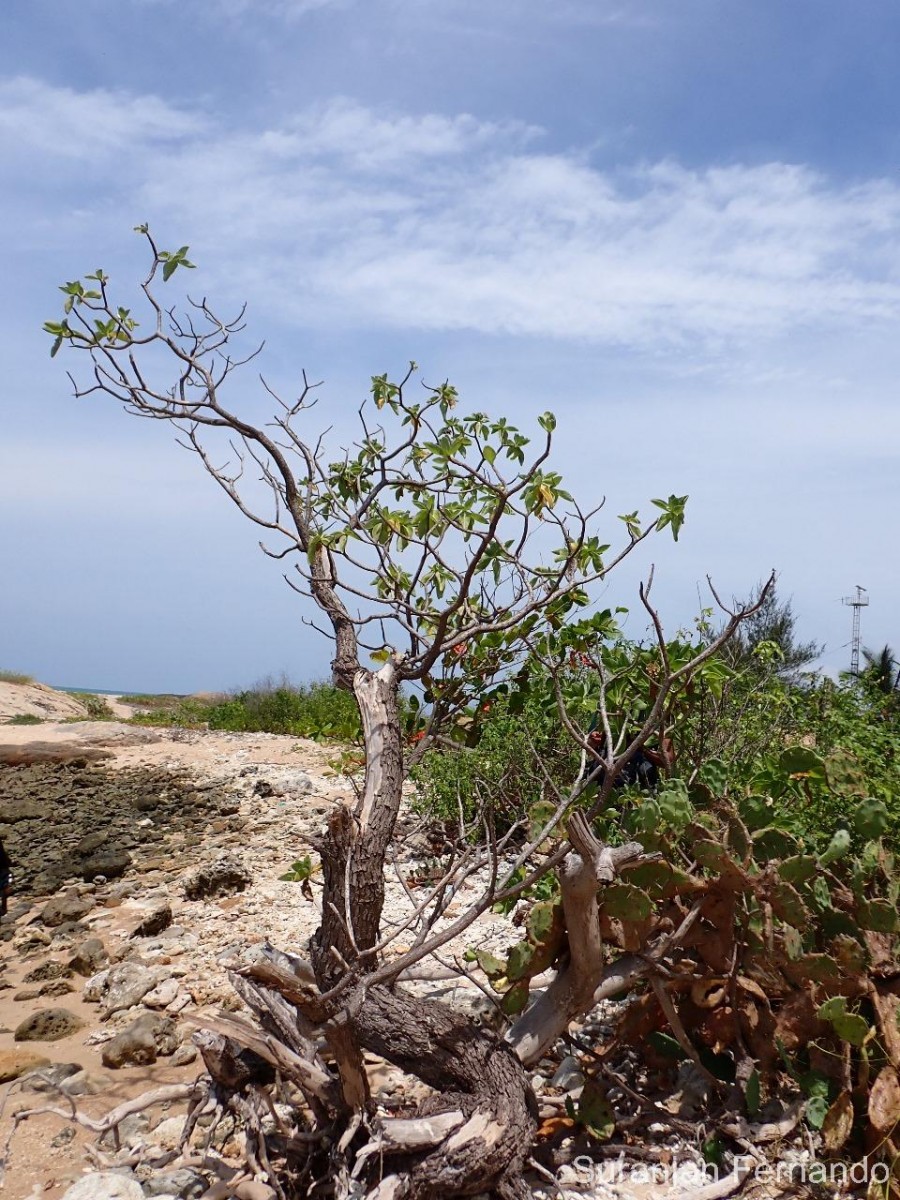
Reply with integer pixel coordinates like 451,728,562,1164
862,644,900,695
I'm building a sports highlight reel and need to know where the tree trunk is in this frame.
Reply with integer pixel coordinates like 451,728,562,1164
312,661,404,984
343,984,537,1199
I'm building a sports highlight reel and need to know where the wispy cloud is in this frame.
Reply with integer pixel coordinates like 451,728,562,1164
6,77,900,350
0,76,207,162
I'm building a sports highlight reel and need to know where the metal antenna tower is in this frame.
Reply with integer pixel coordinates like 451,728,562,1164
842,585,869,678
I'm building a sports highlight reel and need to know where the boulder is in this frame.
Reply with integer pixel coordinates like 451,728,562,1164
20,1061,81,1091
14,1007,85,1042
23,958,72,983
100,962,161,1017
142,977,179,1008
101,1013,177,1069
60,1172,144,1200
80,847,131,881
40,892,93,928
0,798,44,822
143,1167,206,1197
130,902,172,938
0,1048,51,1081
182,853,250,901
70,937,108,976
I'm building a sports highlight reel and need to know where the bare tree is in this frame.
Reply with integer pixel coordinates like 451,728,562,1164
44,232,773,1199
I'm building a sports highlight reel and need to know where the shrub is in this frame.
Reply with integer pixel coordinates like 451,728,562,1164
0,670,34,685
67,692,115,720
132,678,363,742
206,678,362,741
3,713,43,725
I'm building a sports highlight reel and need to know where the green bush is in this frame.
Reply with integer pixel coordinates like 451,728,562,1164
132,678,363,742
206,679,361,740
412,688,583,831
67,692,115,720
3,713,43,725
117,692,185,708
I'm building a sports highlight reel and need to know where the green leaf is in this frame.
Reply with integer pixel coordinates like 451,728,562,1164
779,855,818,884
745,1069,761,1117
858,898,898,933
572,1078,615,1142
817,996,870,1046
770,881,808,927
806,1094,830,1130
601,883,653,922
648,1031,685,1060
854,797,891,840
778,745,827,781
463,948,507,984
500,979,529,1016
819,828,852,867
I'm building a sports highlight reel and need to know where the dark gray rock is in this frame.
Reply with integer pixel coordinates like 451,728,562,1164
101,1013,177,1069
130,903,172,938
75,832,108,857
70,937,108,976
182,854,250,901
40,892,92,928
23,959,72,983
81,847,131,881
14,1007,85,1042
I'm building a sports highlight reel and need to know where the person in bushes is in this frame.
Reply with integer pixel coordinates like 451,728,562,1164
582,723,673,792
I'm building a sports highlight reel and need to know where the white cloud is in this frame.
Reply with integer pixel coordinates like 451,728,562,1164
0,76,207,161
7,78,900,350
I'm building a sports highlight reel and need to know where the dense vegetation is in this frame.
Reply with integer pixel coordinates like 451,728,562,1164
132,678,363,742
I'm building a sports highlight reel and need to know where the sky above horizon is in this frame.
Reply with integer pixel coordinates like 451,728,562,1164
2,0,899,691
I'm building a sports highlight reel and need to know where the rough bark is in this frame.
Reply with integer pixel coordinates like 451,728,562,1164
507,814,648,1065
352,984,537,1199
312,662,405,983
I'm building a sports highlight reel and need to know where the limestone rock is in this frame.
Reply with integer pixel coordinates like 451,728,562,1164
60,1172,144,1200
0,1048,51,1081
20,1061,81,1091
130,902,172,938
182,853,250,901
99,962,162,1017
40,892,93,928
143,1167,206,1197
142,977,179,1008
101,1012,177,1069
70,937,108,976
83,967,110,1002
23,958,72,983
14,1007,85,1042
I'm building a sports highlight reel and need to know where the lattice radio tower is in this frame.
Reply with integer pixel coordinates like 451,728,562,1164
842,585,869,678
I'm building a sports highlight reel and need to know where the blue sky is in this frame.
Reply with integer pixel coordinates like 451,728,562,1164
2,0,899,691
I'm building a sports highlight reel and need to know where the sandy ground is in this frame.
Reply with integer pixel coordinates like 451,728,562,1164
0,689,351,1199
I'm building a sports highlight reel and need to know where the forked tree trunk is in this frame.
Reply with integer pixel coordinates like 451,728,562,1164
311,662,405,983
303,661,538,1196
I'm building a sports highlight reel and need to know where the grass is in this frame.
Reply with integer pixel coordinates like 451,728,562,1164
117,693,185,708
0,670,34,685
3,713,44,726
131,677,363,742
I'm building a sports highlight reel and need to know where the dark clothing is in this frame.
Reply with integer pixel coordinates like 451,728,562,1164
0,839,11,917
584,747,660,791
